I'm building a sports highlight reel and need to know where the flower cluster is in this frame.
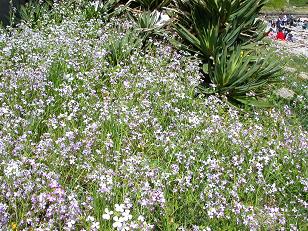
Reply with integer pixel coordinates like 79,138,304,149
102,199,153,230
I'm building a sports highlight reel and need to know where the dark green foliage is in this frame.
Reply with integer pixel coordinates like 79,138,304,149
0,0,29,26
175,0,268,48
20,0,63,27
132,0,173,10
82,0,126,20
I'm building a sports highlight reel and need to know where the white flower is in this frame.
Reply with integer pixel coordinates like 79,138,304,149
121,209,132,221
4,161,21,177
90,1,101,11
119,216,126,223
115,203,125,213
86,216,95,222
137,215,145,222
112,216,122,229
91,222,100,230
275,88,295,99
67,220,76,229
102,208,113,220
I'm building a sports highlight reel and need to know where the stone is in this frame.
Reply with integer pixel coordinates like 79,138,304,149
154,10,170,27
284,66,296,73
275,87,295,99
298,72,308,80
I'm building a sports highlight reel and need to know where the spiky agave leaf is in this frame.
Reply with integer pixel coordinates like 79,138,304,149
130,10,170,47
105,31,143,66
174,0,279,105
175,0,269,46
132,10,160,30
204,46,280,100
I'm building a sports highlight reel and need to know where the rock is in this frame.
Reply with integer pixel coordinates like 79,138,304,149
284,66,296,73
154,10,170,27
298,72,308,80
275,87,295,99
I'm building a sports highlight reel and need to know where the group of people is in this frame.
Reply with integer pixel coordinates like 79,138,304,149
266,14,308,42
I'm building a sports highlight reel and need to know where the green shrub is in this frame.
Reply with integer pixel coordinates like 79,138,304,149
201,46,280,102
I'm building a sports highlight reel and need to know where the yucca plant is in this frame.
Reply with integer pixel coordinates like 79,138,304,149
133,10,160,29
83,0,126,20
173,0,280,105
201,46,280,101
175,0,268,48
19,0,53,26
105,31,143,66
131,10,167,43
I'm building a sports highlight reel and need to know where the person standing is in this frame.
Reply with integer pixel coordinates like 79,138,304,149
276,29,286,41
282,15,288,26
276,16,282,29
303,20,308,30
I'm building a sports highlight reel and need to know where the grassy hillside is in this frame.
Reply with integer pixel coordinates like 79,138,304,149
290,0,308,6
264,0,308,13
0,1,307,230
268,0,308,7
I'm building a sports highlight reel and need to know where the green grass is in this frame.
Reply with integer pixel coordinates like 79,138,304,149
267,0,308,7
265,0,308,12
267,0,288,8
272,52,308,129
290,0,308,7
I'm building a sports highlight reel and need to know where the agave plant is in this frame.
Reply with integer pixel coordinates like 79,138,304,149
173,0,279,104
19,0,53,26
131,10,169,42
105,31,143,66
201,46,280,101
175,0,268,48
133,10,160,30
83,0,127,20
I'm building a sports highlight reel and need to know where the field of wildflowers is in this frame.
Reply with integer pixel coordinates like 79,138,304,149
0,1,307,230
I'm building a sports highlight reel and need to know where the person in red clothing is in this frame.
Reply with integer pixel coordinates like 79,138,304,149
276,29,286,41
